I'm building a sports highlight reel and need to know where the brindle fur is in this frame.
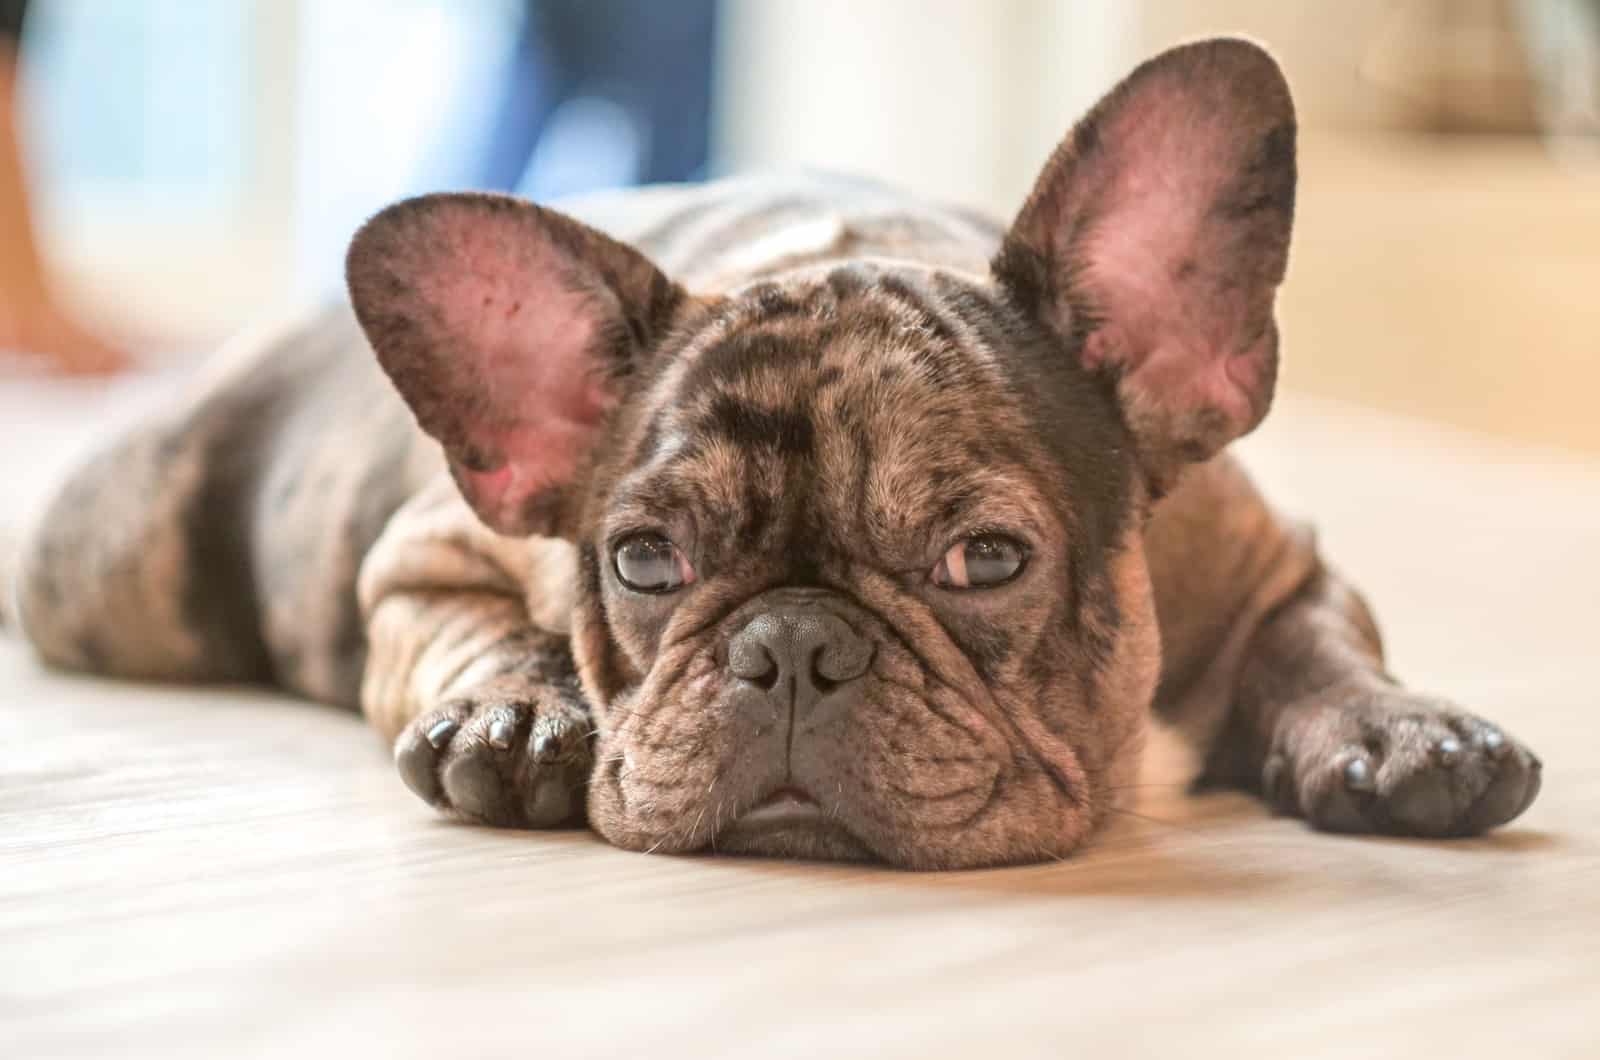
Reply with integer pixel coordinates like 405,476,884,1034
5,41,1539,867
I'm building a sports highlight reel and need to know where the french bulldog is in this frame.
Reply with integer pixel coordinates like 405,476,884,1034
3,40,1540,868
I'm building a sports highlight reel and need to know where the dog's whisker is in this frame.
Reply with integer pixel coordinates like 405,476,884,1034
1101,806,1206,837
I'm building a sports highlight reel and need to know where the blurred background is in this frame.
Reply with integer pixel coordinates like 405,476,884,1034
3,0,1598,452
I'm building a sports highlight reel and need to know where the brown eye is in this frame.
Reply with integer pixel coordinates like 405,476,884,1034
614,533,694,593
932,534,1027,590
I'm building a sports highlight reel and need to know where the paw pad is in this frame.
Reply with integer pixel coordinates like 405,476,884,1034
394,680,592,829
1270,699,1541,838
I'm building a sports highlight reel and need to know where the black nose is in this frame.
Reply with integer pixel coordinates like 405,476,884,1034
727,607,873,717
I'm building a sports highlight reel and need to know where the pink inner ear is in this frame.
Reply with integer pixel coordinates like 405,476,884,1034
418,221,622,529
1072,67,1287,446
1086,321,1273,442
454,415,597,532
351,192,682,536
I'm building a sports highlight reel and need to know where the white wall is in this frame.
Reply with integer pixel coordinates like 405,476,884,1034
712,0,1424,218
713,0,1134,218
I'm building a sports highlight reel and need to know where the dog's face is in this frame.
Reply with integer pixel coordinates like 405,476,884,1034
348,40,1296,867
570,263,1159,867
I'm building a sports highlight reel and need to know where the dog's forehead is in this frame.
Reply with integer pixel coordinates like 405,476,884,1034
644,262,1022,449
602,262,1067,561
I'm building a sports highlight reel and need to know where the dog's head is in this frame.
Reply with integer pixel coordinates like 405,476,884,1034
347,40,1296,867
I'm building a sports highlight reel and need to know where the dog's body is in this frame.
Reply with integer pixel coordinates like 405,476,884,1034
6,42,1539,867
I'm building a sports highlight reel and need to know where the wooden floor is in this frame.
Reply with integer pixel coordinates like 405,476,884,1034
3,377,1598,1058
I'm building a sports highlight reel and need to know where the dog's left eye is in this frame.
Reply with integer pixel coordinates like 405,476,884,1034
931,534,1027,590
614,533,695,593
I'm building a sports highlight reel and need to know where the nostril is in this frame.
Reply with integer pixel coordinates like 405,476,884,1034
730,610,872,699
809,646,839,695
729,630,782,691
749,651,780,693
811,639,873,690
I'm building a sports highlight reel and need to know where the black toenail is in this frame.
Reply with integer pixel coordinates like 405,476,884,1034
1436,737,1462,763
1344,757,1374,791
489,717,515,750
426,719,458,749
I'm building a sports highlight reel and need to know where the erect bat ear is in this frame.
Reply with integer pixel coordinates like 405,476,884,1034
994,38,1297,489
347,192,687,538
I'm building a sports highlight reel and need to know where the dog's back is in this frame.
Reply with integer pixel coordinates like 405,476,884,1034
9,304,424,697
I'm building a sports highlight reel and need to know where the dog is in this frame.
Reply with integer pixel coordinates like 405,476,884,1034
3,40,1540,868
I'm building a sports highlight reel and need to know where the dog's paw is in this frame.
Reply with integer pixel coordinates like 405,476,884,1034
394,676,592,828
1262,690,1541,837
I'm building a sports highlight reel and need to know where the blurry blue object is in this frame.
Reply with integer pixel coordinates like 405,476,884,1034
479,0,717,200
23,0,252,223
13,0,717,304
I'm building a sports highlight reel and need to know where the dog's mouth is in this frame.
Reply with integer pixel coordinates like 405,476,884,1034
716,785,875,862
736,786,823,827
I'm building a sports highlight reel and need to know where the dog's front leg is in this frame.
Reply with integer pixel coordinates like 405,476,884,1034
357,482,591,828
1204,564,1542,837
362,590,590,827
1151,457,1541,837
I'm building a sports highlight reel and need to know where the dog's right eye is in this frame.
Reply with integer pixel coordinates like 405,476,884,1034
614,533,695,593
931,533,1028,590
